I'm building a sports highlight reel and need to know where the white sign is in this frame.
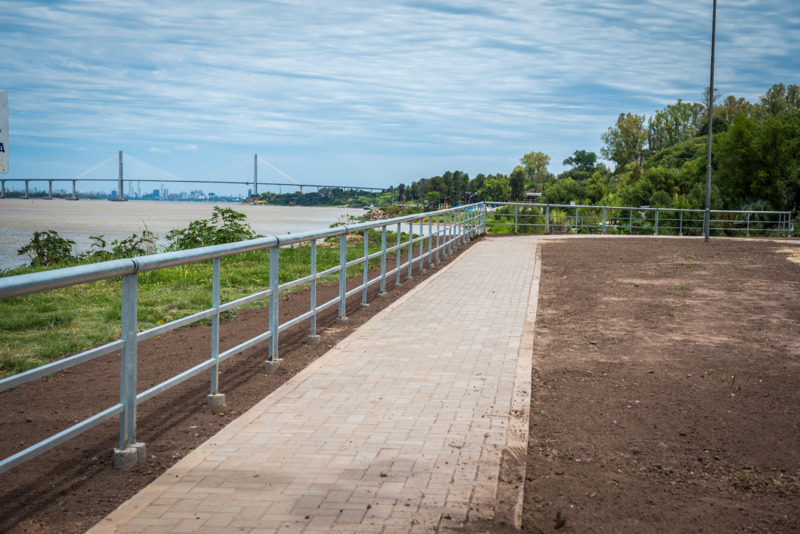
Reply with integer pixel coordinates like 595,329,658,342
0,90,7,174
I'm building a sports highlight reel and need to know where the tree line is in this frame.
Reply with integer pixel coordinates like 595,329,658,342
391,82,799,217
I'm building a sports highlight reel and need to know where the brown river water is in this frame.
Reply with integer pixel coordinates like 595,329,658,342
0,199,360,271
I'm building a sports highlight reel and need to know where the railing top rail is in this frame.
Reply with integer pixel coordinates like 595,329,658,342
0,203,481,301
486,201,791,215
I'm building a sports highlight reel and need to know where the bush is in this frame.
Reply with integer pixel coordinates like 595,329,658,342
165,207,261,250
17,230,76,267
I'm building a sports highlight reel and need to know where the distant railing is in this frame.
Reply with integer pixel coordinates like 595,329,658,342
0,203,485,474
485,202,794,237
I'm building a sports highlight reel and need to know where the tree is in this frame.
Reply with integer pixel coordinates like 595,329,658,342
509,166,527,201
520,151,551,184
601,113,649,170
562,150,598,173
424,191,441,206
478,178,511,201
758,83,800,117
540,178,585,205
648,100,704,152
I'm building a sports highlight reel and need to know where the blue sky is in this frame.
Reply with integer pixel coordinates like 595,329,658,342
1,0,798,196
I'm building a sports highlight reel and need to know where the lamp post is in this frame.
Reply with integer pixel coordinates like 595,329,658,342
704,0,717,243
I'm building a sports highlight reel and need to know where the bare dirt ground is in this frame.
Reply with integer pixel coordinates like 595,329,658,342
0,244,475,534
2,236,799,534
521,237,800,533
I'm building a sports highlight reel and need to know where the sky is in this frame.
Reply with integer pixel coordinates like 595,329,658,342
1,0,799,196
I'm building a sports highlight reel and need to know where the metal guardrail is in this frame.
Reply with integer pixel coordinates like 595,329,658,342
485,202,794,237
0,203,486,474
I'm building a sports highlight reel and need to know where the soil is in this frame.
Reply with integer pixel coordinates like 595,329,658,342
2,236,799,534
0,243,475,534
521,237,800,533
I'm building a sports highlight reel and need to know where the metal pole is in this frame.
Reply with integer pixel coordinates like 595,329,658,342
704,0,717,243
419,218,424,272
655,209,660,235
119,273,138,450
210,259,220,395
545,205,550,233
407,220,413,280
427,216,433,268
379,226,387,296
602,207,607,234
395,222,401,286
338,234,347,321
310,240,319,339
269,247,279,360
679,210,684,236
436,214,441,264
514,204,518,234
72,180,76,199
362,230,369,306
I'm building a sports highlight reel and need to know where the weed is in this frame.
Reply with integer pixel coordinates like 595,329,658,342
669,285,692,291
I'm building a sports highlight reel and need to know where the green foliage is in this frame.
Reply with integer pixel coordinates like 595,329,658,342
17,230,77,267
520,151,551,184
541,177,586,205
479,178,511,202
165,207,261,250
601,112,649,168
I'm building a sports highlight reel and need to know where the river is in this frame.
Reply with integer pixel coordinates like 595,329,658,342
0,199,361,271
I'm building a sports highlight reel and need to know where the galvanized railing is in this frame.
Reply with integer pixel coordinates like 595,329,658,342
486,202,794,237
0,203,485,474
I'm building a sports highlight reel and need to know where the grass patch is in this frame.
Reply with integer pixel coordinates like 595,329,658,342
669,284,692,291
0,236,400,379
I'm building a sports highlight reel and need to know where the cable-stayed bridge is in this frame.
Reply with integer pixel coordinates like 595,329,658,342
0,152,385,199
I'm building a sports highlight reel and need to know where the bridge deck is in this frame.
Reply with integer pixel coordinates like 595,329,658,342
88,236,541,533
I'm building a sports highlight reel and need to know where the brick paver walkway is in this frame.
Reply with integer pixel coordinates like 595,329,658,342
88,236,541,533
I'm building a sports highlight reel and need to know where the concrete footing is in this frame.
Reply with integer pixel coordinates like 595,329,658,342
336,316,348,324
264,359,283,373
207,393,226,407
360,302,370,309
308,335,321,345
113,442,146,470
378,292,388,298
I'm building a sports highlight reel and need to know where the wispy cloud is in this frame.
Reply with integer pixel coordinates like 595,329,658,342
1,0,797,184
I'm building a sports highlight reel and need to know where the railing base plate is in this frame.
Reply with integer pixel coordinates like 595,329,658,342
264,359,283,373
114,442,146,470
207,393,226,407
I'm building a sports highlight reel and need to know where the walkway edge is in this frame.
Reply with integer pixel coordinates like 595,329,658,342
496,241,541,529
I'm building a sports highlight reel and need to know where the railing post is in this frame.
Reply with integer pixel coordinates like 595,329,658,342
395,222,401,286
602,207,607,234
418,218,425,273
114,273,144,470
362,230,369,307
679,210,684,236
654,209,660,236
545,205,550,233
309,240,321,341
427,215,433,268
629,209,633,234
574,207,579,233
379,226,388,298
338,233,348,322
436,214,441,264
746,212,751,237
514,204,518,234
407,220,414,280
483,203,487,233
207,258,224,406
443,212,450,257
265,246,282,371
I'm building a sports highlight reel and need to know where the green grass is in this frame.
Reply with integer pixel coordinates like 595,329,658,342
0,235,401,379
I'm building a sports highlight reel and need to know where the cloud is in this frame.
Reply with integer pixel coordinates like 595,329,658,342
1,0,798,182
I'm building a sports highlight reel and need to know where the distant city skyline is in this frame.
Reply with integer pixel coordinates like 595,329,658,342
2,1,798,195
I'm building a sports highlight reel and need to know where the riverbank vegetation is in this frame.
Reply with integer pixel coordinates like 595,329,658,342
0,207,415,378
